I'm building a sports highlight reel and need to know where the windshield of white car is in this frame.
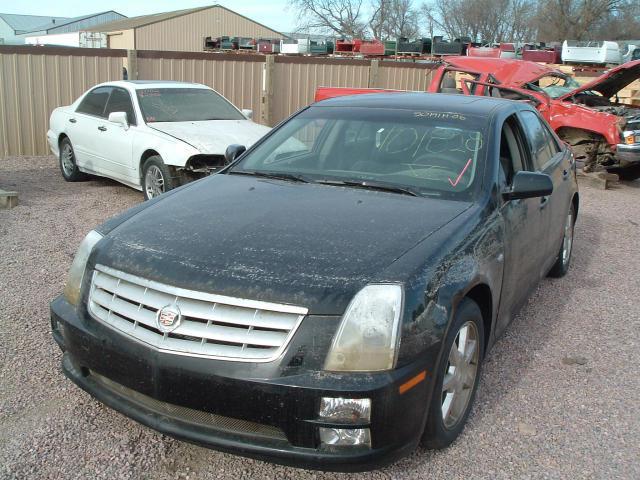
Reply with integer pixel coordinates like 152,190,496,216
229,107,488,200
136,88,245,122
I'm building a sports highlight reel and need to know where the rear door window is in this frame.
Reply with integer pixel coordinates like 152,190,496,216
76,87,111,118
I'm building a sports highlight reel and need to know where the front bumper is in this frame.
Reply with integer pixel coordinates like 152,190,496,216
47,130,59,157
51,295,436,471
616,143,640,165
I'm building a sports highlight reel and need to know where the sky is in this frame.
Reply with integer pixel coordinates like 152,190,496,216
2,1,298,33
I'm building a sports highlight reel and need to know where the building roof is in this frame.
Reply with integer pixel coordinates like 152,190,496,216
26,11,125,34
0,13,69,33
84,4,284,37
84,6,214,32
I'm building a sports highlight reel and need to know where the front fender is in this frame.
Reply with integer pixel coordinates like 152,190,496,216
389,204,504,369
132,128,200,169
548,101,621,149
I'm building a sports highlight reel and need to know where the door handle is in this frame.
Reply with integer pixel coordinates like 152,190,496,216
97,126,107,132
540,196,549,209
562,169,569,180
69,118,76,123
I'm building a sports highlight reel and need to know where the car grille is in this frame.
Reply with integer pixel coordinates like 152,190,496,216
89,370,288,441
87,264,307,362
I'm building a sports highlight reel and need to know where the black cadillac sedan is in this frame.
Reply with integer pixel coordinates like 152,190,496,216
50,93,578,471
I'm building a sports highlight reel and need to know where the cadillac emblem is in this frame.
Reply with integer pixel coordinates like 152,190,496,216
156,304,182,333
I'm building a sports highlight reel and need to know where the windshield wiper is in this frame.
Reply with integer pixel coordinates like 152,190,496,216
315,179,421,197
228,170,310,183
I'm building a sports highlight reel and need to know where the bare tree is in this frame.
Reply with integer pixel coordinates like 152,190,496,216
387,0,420,39
535,0,630,41
290,0,368,37
592,1,640,40
422,0,537,42
369,0,389,39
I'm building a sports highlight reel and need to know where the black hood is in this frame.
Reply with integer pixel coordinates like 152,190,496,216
94,175,470,314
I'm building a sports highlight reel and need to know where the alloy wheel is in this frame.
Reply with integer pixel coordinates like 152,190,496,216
441,321,479,429
61,144,75,176
145,165,165,199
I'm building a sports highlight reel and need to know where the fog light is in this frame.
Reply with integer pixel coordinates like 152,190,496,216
319,427,371,447
319,397,371,423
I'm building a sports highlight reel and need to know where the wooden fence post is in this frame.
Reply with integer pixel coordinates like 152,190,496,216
261,55,275,126
368,59,380,88
127,50,138,80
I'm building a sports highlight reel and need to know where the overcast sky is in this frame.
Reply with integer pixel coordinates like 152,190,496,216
2,1,298,33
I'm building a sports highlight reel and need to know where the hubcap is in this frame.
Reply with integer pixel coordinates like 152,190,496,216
562,210,574,266
61,144,75,175
441,321,479,429
145,165,165,198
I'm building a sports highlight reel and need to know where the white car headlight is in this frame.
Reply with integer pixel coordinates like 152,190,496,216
324,284,403,372
63,230,103,306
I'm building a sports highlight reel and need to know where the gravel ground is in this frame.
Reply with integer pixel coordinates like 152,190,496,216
1,156,639,480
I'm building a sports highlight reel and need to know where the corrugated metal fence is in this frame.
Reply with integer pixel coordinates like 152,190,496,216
0,46,436,157
0,46,126,157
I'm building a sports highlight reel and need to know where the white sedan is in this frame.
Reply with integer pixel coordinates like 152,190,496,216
47,81,271,199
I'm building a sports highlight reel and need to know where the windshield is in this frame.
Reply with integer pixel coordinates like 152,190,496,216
136,88,244,122
531,75,581,99
229,107,488,200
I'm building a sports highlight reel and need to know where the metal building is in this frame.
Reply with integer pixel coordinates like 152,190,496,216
20,11,125,36
85,5,285,51
0,13,69,44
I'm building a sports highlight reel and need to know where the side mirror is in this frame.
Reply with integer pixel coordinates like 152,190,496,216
503,171,553,200
241,108,253,120
225,144,246,164
108,111,129,130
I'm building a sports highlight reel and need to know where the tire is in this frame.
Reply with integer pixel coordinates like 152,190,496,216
422,298,485,449
609,164,640,181
547,203,575,278
59,137,88,182
141,156,176,200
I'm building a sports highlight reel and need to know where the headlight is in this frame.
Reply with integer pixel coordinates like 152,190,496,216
63,230,103,305
623,131,640,145
324,284,403,372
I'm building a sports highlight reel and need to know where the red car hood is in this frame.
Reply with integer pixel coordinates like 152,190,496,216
557,60,640,100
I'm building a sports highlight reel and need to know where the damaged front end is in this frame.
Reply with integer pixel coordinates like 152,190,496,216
602,106,640,168
174,154,229,184
558,60,640,174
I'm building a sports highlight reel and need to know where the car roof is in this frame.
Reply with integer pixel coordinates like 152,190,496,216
313,92,518,117
442,56,562,86
96,80,210,90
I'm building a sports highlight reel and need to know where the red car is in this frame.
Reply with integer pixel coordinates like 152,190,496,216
316,58,640,178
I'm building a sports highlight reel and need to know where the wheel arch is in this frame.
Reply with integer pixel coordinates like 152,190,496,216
139,149,161,180
462,283,493,352
58,132,69,146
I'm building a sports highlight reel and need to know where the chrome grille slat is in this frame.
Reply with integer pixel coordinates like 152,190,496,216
91,288,158,329
177,321,287,347
88,265,307,362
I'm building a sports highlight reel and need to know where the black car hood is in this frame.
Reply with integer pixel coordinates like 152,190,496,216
94,175,470,315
